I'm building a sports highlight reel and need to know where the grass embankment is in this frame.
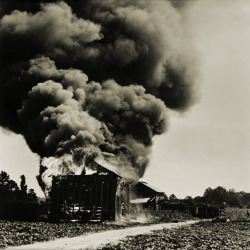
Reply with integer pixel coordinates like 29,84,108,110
145,210,195,223
101,221,250,249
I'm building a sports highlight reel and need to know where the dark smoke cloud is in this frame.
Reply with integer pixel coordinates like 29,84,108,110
0,1,197,194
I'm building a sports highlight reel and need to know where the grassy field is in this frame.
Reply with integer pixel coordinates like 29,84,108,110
225,207,250,221
1,208,249,249
0,220,127,248
101,221,250,249
0,209,194,248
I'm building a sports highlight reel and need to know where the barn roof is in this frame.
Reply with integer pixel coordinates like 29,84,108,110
94,155,138,181
130,197,151,204
94,157,122,177
139,180,165,194
94,156,165,193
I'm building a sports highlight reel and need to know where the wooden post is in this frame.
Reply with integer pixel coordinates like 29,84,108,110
111,177,116,220
106,182,109,220
79,184,82,214
90,185,92,209
101,180,104,221
83,184,86,210
95,178,98,207
127,184,130,215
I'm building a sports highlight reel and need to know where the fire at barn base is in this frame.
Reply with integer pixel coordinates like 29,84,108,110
48,157,165,222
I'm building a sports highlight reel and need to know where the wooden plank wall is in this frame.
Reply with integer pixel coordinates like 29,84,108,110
49,174,118,222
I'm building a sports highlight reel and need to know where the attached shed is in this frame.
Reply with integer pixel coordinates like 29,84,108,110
130,181,165,211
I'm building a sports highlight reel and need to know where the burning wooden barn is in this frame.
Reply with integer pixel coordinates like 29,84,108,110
49,157,132,222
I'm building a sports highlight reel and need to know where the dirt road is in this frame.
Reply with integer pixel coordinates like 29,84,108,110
8,220,198,249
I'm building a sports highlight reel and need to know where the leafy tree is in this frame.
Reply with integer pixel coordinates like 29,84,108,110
246,202,250,209
164,194,169,200
0,170,42,221
193,196,204,203
226,189,243,208
241,193,250,206
0,171,19,199
203,186,227,205
0,171,10,187
28,189,38,203
20,174,28,198
8,180,19,192
202,186,249,208
184,196,194,205
169,194,177,200
204,187,212,196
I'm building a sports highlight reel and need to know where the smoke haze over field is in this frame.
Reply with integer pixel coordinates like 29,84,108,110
0,0,198,193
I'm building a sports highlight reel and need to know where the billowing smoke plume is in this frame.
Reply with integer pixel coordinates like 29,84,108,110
0,1,197,194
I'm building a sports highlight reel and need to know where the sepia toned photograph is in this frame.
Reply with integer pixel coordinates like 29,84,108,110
0,0,249,249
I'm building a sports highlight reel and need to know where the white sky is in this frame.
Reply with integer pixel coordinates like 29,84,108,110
144,0,250,198
0,0,250,198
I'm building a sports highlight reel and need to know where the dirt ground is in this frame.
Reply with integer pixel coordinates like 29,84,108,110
7,220,198,249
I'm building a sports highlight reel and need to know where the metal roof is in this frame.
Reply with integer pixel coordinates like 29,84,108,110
130,197,151,204
139,180,165,193
94,156,138,180
94,157,165,194
94,157,122,177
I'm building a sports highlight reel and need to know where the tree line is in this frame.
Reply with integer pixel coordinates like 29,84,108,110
194,186,250,208
1,170,249,221
0,171,47,221
168,186,250,208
